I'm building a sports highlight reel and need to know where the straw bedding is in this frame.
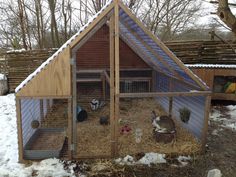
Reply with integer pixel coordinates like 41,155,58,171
76,98,201,157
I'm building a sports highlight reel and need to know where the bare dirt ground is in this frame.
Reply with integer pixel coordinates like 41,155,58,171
62,103,236,177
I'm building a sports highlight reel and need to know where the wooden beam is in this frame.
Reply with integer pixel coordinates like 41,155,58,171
119,91,211,98
109,13,116,157
102,74,106,101
40,99,44,119
16,96,72,99
118,2,208,90
201,95,211,152
114,0,120,157
168,97,173,117
103,70,110,85
67,98,73,159
120,20,184,82
16,97,23,162
72,53,77,157
70,2,115,48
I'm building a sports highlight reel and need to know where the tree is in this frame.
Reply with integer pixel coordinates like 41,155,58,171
216,0,236,35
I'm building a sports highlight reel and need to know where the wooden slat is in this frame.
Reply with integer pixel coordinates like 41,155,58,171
67,98,73,159
201,95,211,152
109,13,116,157
16,97,23,162
72,53,77,157
76,78,101,82
114,0,120,157
119,91,211,98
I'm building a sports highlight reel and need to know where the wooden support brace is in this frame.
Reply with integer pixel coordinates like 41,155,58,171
201,95,211,152
109,13,116,157
67,98,73,159
114,0,120,157
40,99,44,120
16,97,24,162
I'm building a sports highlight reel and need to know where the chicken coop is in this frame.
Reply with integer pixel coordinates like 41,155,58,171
15,0,211,162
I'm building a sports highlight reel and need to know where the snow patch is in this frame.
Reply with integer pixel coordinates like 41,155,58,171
7,49,26,53
210,106,236,131
115,153,166,166
207,169,222,177
177,156,191,167
0,94,76,177
0,73,6,80
138,153,166,166
186,64,236,69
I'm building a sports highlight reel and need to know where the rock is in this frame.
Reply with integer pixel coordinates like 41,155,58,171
207,169,222,177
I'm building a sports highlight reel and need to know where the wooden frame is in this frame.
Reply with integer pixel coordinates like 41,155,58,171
16,97,24,162
109,12,116,157
201,95,211,152
119,91,211,98
114,0,120,157
67,98,73,159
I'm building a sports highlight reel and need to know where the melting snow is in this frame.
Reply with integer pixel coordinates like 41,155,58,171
0,73,6,80
210,105,236,131
115,153,166,166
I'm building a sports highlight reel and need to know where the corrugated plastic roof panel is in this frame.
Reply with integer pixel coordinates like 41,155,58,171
119,8,201,88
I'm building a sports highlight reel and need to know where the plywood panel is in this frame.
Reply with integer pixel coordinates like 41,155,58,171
17,47,71,97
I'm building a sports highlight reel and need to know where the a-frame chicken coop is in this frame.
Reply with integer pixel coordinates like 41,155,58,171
15,0,211,162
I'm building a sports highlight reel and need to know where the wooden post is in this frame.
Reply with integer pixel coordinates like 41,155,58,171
40,99,44,120
68,98,73,159
109,13,116,157
72,53,77,157
114,0,120,157
152,70,157,92
201,95,211,152
102,74,106,101
168,97,173,117
16,97,24,162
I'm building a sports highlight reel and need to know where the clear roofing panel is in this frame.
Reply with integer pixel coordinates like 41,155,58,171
119,8,200,88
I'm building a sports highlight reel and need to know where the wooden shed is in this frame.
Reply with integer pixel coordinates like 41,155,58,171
15,0,211,162
187,64,236,101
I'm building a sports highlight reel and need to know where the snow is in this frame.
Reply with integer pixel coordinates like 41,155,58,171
207,169,222,177
210,105,236,131
138,153,166,166
177,156,191,167
186,64,236,69
0,94,76,177
6,49,26,53
15,0,113,93
0,73,6,80
115,153,166,166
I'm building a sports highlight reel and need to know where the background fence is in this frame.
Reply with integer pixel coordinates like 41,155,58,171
1,40,236,92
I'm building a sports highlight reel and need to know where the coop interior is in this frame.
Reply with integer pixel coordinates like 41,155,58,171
73,68,205,158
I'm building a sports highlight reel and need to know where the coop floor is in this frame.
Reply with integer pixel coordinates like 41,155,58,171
75,98,201,157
